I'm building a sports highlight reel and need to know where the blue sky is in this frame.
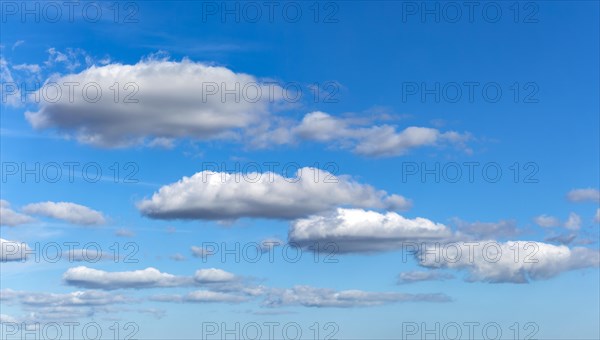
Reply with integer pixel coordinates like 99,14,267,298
1,1,599,339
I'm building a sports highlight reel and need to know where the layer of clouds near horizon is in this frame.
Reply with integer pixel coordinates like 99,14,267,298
137,168,411,220
59,266,451,308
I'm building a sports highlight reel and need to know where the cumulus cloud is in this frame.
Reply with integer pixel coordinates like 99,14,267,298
138,168,411,221
397,271,455,284
21,56,470,157
63,266,240,290
416,241,599,283
261,286,450,308
22,201,106,225
567,188,600,203
25,59,282,147
293,111,470,157
63,266,191,290
289,208,451,253
595,209,600,223
534,214,561,228
194,268,236,283
0,238,29,262
0,200,35,226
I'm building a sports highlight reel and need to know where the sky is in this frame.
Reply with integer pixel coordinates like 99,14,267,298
0,1,599,339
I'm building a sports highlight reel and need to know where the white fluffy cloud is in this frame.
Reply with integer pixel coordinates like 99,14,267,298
63,266,191,289
0,200,35,226
416,241,599,283
25,59,281,147
22,58,470,157
22,201,106,225
567,188,600,203
138,168,411,220
261,286,450,308
289,208,451,253
0,238,29,262
194,268,236,283
594,208,600,223
63,266,239,290
293,111,470,157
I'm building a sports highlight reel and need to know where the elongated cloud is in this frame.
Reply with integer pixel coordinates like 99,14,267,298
454,219,520,239
262,286,450,308
416,241,600,283
138,168,411,220
567,188,600,203
289,208,451,253
25,59,283,147
22,201,106,225
0,238,29,262
63,266,238,290
194,268,236,283
63,267,191,289
397,271,454,284
5,289,131,307
151,291,248,304
294,111,470,157
0,200,34,226
534,214,561,228
151,285,450,307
